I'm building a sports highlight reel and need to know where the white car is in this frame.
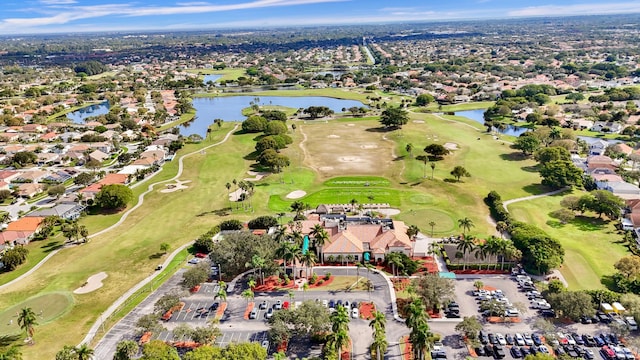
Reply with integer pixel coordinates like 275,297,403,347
351,308,359,319
188,258,199,264
565,333,576,345
322,300,329,308
514,333,525,346
495,333,507,345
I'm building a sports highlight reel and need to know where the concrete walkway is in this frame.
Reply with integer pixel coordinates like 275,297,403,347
0,124,238,292
502,186,570,210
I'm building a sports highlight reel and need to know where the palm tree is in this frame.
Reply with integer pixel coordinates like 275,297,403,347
276,242,297,279
473,280,484,292
225,182,231,205
331,305,351,333
474,243,488,270
215,281,227,302
75,344,94,360
328,329,349,360
416,155,428,178
18,307,37,343
241,289,254,304
406,143,414,158
311,228,330,262
486,236,505,270
247,278,256,289
0,346,22,360
503,243,522,270
430,162,436,179
406,225,420,239
300,251,317,278
386,252,404,277
428,221,436,237
369,311,387,360
457,217,475,235
350,198,358,212
456,236,476,271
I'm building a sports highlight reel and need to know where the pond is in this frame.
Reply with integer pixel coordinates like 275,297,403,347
454,109,529,137
203,74,222,83
183,96,365,137
66,101,109,124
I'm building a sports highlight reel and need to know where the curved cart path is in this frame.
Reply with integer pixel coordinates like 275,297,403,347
0,124,238,292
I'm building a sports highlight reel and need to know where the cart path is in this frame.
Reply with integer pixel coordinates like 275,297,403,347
502,186,570,211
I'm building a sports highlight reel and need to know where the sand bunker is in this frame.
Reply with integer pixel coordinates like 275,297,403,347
360,144,378,149
244,171,270,181
327,134,341,139
444,142,459,150
286,190,307,199
319,166,334,171
338,156,362,162
160,180,191,193
347,124,355,127
229,188,247,202
376,208,401,216
413,120,425,124
74,272,107,294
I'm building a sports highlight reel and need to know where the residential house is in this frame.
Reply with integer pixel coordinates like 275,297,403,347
591,122,623,134
1,217,45,245
79,173,129,199
13,170,49,184
16,183,44,198
0,170,20,183
593,173,625,190
612,143,634,156
27,203,85,221
90,142,113,154
589,140,610,156
36,152,60,166
603,181,640,200
587,155,617,171
88,149,109,163
21,124,47,133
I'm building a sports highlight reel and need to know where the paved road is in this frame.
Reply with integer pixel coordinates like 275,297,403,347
93,268,186,360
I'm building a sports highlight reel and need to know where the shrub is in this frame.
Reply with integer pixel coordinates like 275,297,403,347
247,215,278,229
324,272,331,281
219,219,243,230
317,280,324,285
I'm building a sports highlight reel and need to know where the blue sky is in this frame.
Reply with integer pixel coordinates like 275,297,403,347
2,0,640,35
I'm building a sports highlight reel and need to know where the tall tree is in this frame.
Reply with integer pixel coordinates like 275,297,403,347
17,307,37,344
74,344,94,360
456,235,475,270
457,218,475,235
416,155,429,178
380,107,409,129
406,143,414,158
114,340,138,360
450,166,471,182
369,311,387,360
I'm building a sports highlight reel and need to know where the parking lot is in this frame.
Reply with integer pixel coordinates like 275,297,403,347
169,299,218,322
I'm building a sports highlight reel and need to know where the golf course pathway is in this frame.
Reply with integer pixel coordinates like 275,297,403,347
501,186,570,211
0,124,239,292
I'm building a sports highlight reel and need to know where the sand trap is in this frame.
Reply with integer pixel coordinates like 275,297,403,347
338,156,362,162
413,120,425,124
376,208,401,216
286,190,307,199
74,272,107,294
160,180,191,193
229,188,247,202
347,123,355,127
327,134,340,139
244,171,270,181
444,142,459,150
360,144,378,149
319,166,334,171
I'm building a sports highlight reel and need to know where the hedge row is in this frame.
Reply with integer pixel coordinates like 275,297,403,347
484,191,512,225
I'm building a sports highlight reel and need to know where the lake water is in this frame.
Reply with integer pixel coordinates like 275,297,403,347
454,109,529,137
203,74,222,83
183,96,364,137
66,101,110,124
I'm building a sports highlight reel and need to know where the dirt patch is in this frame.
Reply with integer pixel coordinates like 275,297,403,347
74,272,107,294
327,134,341,138
319,166,334,171
376,208,400,216
160,180,191,193
228,188,247,201
347,123,355,127
359,302,376,320
286,190,307,199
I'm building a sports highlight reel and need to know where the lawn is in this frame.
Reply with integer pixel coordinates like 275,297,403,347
0,292,73,336
306,276,360,291
507,190,628,290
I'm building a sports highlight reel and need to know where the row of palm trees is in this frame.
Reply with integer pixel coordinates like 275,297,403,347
224,179,255,210
455,235,522,271
405,298,438,360
327,305,350,359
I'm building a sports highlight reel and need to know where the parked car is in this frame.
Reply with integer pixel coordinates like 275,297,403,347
496,333,506,345
274,300,282,310
351,308,359,319
249,309,258,319
514,333,525,346
265,308,274,319
540,309,556,318
584,349,595,359
511,346,523,358
322,299,329,308
582,334,597,347
493,345,506,359
566,334,577,345
505,308,520,317
261,340,269,351
259,300,268,310
328,300,335,308
188,258,199,264
601,346,616,360
520,347,531,356
538,345,550,354
475,347,486,356
572,333,585,346
351,301,358,309
505,334,514,345
479,331,489,345
484,345,494,357
532,333,542,346
488,333,497,345
621,346,634,360
523,333,534,346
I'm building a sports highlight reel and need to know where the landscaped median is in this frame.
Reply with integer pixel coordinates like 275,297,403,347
243,302,255,320
214,302,227,320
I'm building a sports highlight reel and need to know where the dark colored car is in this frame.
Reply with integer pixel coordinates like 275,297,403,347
493,345,505,359
475,347,486,357
520,347,531,356
608,334,619,345
328,300,335,308
505,334,514,345
594,336,605,347
510,346,523,358
540,309,556,318
572,333,585,346
209,302,219,311
532,333,543,346
597,312,612,324
484,345,494,357
582,334,597,347
479,331,489,345
488,333,497,345
555,347,566,357
581,315,592,324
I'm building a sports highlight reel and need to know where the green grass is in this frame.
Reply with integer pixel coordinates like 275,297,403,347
0,292,73,336
324,176,391,187
423,101,494,112
395,209,456,234
156,109,196,132
508,191,628,290
0,238,63,285
307,276,361,291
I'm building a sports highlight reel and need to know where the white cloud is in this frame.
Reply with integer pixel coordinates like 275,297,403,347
507,2,640,17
